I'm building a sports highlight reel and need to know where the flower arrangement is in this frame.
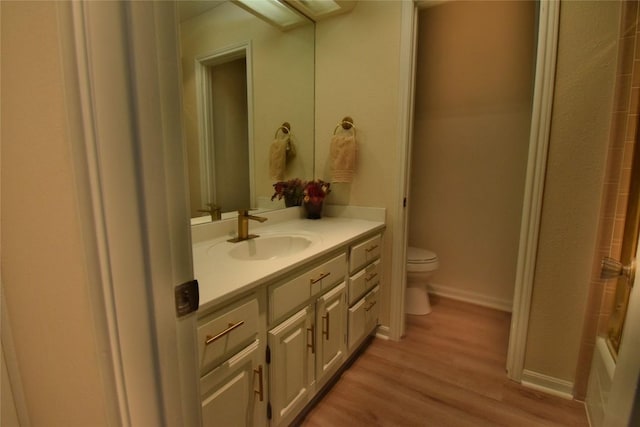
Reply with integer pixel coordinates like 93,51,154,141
303,179,331,205
303,179,331,219
271,178,305,207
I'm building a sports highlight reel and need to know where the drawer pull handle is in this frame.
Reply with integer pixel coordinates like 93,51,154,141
322,313,330,340
365,301,377,312
307,326,315,354
365,272,378,282
365,244,379,253
205,321,245,345
254,365,264,401
310,271,331,284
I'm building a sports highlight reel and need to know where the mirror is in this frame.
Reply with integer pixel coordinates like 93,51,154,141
178,1,315,222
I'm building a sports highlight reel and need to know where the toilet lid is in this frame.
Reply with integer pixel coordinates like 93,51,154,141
408,247,437,263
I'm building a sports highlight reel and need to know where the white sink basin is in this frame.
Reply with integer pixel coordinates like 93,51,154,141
227,234,315,261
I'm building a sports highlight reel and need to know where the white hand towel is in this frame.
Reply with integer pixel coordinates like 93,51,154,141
330,133,356,183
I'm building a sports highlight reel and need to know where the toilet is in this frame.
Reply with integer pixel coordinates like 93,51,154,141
405,246,439,315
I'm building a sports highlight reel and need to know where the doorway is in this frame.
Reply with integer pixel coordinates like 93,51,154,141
206,56,250,213
408,0,537,336
192,45,254,217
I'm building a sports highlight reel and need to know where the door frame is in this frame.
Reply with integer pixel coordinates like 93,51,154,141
391,0,560,382
505,0,560,381
63,1,197,425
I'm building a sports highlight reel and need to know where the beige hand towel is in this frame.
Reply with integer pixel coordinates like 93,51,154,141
269,138,287,180
330,133,356,182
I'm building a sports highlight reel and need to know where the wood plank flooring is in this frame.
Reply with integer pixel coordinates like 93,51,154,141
299,296,589,427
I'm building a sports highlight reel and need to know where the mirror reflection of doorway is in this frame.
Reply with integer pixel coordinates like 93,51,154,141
194,44,254,217
208,57,250,213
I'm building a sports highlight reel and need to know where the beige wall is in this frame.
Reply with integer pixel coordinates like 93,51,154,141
179,2,315,214
524,0,620,383
1,2,110,425
409,1,535,310
315,0,403,326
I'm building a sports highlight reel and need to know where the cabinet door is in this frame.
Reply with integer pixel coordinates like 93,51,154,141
348,285,380,350
200,340,265,427
316,282,347,386
364,285,380,331
268,305,314,427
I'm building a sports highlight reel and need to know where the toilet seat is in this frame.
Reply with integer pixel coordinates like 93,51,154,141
407,247,439,273
407,247,437,264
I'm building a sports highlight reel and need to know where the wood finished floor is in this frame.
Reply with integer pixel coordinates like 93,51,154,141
299,296,589,427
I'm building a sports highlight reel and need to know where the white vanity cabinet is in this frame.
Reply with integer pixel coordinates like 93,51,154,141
194,218,385,427
267,252,348,427
200,340,264,427
267,305,314,427
315,282,347,388
347,234,382,350
348,285,380,349
197,292,266,427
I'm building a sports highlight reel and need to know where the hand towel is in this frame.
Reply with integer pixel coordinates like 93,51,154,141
330,133,356,182
269,138,287,180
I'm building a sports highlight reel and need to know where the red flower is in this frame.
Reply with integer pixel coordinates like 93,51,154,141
303,179,331,204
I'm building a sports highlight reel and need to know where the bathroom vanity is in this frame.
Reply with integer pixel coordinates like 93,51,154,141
192,207,385,426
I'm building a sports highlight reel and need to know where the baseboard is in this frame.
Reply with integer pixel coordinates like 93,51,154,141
375,325,391,340
521,369,575,400
429,283,513,312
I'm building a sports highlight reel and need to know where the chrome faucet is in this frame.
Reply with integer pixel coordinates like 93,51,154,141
228,209,268,242
198,203,222,221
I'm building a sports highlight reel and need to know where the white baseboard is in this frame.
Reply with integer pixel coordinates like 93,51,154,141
521,369,574,400
429,283,513,312
375,325,391,340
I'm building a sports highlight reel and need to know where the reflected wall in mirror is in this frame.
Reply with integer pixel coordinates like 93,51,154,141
178,1,315,221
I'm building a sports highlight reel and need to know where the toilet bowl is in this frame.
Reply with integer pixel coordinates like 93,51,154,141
405,247,439,315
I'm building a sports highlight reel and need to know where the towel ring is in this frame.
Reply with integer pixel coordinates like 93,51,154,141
333,116,356,136
274,122,291,139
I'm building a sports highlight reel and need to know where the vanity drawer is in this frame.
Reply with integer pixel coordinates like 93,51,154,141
348,259,380,305
348,285,380,349
269,252,346,323
310,252,346,292
349,235,382,273
198,294,259,374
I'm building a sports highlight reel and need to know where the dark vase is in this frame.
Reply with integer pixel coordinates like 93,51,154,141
304,201,323,219
284,194,300,207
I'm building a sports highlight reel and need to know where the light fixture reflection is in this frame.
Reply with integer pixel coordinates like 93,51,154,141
233,0,308,30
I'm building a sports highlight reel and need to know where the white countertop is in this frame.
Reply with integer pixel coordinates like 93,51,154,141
192,208,385,312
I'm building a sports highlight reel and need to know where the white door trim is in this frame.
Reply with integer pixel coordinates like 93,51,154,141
506,0,560,381
389,0,418,341
63,1,197,425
